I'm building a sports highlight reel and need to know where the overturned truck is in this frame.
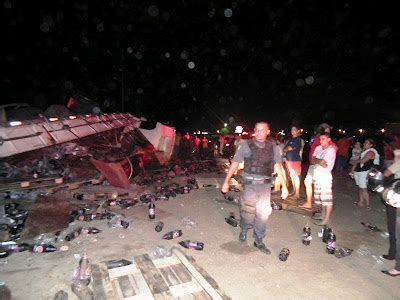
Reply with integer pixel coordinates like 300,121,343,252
0,104,176,190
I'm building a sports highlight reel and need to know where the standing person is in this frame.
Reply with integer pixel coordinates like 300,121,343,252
221,122,282,254
348,141,362,178
381,149,400,263
273,135,289,199
383,138,395,168
381,149,400,276
335,135,351,176
351,139,380,209
310,133,337,226
283,126,304,199
300,123,334,209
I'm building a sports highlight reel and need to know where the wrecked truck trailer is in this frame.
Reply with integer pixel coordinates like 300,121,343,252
0,108,176,189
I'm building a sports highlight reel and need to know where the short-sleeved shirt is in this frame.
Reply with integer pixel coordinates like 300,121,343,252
285,137,303,161
233,139,278,179
388,160,400,179
313,145,337,175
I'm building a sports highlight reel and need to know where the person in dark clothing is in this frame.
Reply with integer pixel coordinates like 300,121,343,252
221,122,283,254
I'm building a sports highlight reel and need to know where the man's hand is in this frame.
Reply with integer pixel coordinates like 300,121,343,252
221,182,230,194
320,159,328,168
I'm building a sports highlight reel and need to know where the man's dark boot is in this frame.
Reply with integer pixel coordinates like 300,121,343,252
239,230,247,243
254,239,271,255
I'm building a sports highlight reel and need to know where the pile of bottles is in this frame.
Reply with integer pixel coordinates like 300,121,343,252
0,202,29,241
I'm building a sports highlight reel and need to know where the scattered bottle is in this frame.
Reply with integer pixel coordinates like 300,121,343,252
73,251,91,285
104,259,132,269
0,282,11,299
326,232,336,254
30,244,57,253
71,280,93,300
0,249,9,259
73,193,84,200
361,222,380,232
322,226,332,243
302,224,312,246
81,227,101,234
162,229,183,240
225,214,239,227
149,202,155,220
155,221,164,232
179,240,204,250
271,201,282,210
65,227,82,241
279,248,290,261
1,242,29,253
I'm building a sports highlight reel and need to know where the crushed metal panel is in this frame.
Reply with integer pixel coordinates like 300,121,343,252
90,158,131,189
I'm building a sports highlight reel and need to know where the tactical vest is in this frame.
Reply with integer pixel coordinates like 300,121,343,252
243,139,274,176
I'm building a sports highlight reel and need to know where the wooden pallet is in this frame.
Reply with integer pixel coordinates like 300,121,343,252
0,176,64,192
272,196,316,216
91,249,230,300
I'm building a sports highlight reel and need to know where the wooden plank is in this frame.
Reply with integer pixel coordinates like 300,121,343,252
132,272,154,297
112,278,125,300
99,262,118,300
170,264,192,284
152,256,181,268
134,254,171,295
169,281,203,298
191,291,213,300
91,263,109,300
118,275,136,298
172,249,224,300
184,256,230,300
125,294,155,300
159,266,181,286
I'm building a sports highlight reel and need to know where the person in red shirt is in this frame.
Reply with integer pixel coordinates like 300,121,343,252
383,138,395,168
335,136,351,176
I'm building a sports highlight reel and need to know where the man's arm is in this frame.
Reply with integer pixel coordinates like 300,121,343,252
221,161,239,193
312,157,328,168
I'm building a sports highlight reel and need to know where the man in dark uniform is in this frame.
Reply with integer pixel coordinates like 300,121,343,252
221,122,281,254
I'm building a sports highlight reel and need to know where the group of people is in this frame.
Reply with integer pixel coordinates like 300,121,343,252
220,120,400,277
177,132,211,159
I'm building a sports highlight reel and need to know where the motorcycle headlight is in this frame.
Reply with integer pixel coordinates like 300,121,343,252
382,180,400,208
367,167,385,192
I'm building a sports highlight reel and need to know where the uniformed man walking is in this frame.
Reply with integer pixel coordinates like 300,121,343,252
221,122,280,254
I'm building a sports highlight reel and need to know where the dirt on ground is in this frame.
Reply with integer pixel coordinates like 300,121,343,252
1,173,400,300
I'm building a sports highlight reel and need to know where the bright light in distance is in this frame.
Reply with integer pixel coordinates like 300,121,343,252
224,123,228,127
217,130,220,133
49,117,59,121
9,121,22,126
358,129,364,134
201,132,208,135
381,128,385,133
235,125,243,134
343,130,346,134
251,133,255,137
242,131,248,135
69,116,77,119
226,143,230,146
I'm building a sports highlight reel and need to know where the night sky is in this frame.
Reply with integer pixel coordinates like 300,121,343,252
2,0,400,133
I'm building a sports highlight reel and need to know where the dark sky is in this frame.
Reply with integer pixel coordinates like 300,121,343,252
2,0,400,132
